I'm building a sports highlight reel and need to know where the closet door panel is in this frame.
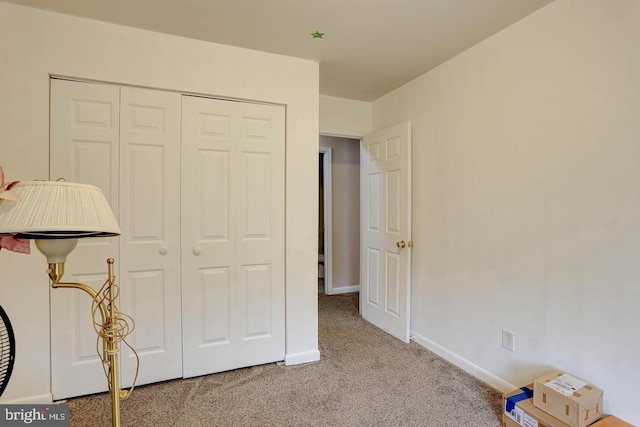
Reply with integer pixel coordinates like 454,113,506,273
49,79,120,399
181,96,235,377
119,87,182,386
201,267,231,343
235,103,285,359
200,150,231,241
181,96,285,377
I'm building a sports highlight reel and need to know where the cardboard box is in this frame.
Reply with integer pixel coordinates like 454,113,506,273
504,385,572,427
533,370,603,427
590,416,634,427
504,414,521,427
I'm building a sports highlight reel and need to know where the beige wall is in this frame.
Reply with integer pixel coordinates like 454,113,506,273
373,0,640,424
320,136,360,292
0,2,319,402
319,95,372,137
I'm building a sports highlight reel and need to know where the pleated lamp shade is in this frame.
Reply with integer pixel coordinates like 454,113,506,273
0,180,121,239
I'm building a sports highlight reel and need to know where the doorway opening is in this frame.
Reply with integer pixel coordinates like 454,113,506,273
319,135,361,295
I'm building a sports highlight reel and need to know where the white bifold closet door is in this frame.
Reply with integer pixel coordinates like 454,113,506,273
49,80,286,399
180,95,285,377
50,79,182,399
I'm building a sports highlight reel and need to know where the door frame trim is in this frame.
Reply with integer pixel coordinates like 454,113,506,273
319,145,333,294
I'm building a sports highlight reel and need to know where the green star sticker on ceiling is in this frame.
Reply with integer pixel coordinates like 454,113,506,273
310,31,325,39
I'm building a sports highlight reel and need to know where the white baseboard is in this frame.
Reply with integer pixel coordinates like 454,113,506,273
284,349,320,366
327,285,360,295
411,331,517,394
0,393,53,404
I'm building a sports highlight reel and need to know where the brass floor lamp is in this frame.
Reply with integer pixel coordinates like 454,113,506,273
0,179,136,427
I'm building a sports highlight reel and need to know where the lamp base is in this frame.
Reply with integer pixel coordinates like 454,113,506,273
50,258,137,427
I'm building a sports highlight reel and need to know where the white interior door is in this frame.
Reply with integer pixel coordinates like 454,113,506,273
50,79,120,399
360,122,412,343
118,86,182,387
181,95,285,377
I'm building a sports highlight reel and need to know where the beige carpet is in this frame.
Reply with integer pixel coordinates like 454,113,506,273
67,293,503,426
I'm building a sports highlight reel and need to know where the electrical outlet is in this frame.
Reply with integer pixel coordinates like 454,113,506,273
502,329,515,352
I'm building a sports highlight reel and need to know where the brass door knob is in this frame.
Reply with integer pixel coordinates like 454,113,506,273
396,240,413,249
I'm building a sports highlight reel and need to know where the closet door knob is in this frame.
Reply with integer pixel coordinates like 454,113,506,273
159,246,168,256
193,246,201,256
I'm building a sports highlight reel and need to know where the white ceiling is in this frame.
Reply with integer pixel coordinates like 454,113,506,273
3,0,553,101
